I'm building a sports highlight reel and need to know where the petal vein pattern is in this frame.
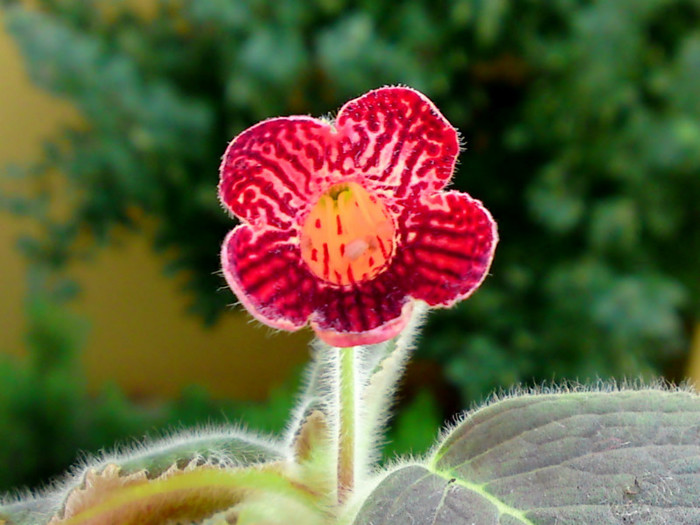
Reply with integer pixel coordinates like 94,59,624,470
399,192,496,306
335,88,459,199
219,117,335,228
222,225,316,331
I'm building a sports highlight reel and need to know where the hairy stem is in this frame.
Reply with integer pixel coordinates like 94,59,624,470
337,345,356,504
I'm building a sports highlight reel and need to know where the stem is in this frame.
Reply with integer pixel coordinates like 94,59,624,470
337,345,356,504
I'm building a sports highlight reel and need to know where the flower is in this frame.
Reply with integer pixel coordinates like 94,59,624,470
219,87,497,347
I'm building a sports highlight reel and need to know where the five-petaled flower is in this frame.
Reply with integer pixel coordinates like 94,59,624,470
219,87,497,347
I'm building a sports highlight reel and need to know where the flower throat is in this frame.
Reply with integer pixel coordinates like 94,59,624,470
300,182,395,286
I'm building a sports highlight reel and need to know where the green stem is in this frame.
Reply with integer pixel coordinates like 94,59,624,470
337,345,356,504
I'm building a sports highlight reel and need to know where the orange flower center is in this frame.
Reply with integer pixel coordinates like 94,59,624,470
300,182,395,286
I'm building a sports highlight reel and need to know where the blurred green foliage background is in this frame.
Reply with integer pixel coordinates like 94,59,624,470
1,0,699,493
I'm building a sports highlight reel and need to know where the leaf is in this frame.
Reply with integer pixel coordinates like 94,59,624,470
48,463,321,525
0,430,287,524
113,429,287,478
0,496,56,525
351,388,700,524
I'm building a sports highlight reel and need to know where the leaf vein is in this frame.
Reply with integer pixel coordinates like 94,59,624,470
430,468,537,525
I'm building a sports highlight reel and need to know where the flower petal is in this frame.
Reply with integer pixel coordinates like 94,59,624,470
399,191,497,306
312,300,414,347
310,269,413,347
219,117,336,229
334,87,459,200
221,225,317,330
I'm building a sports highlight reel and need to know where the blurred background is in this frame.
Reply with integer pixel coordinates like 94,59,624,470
1,0,699,494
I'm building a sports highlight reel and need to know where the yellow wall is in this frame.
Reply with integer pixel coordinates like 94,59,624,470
0,9,310,401
687,324,700,389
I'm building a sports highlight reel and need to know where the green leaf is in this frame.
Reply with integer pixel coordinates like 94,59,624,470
352,388,700,524
51,464,320,525
113,430,287,478
0,431,288,524
0,496,55,525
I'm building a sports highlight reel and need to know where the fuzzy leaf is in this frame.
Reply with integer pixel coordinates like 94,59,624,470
0,496,55,525
47,463,320,525
352,389,700,524
0,429,287,525
114,430,287,478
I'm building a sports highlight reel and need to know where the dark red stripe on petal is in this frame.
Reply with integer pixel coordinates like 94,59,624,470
397,141,426,199
399,191,498,307
244,150,307,202
408,249,465,280
248,196,294,230
412,244,490,268
381,125,409,180
353,287,369,331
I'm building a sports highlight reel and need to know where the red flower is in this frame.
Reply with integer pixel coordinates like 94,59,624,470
219,87,497,347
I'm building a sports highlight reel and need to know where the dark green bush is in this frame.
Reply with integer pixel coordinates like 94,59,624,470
2,0,700,489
